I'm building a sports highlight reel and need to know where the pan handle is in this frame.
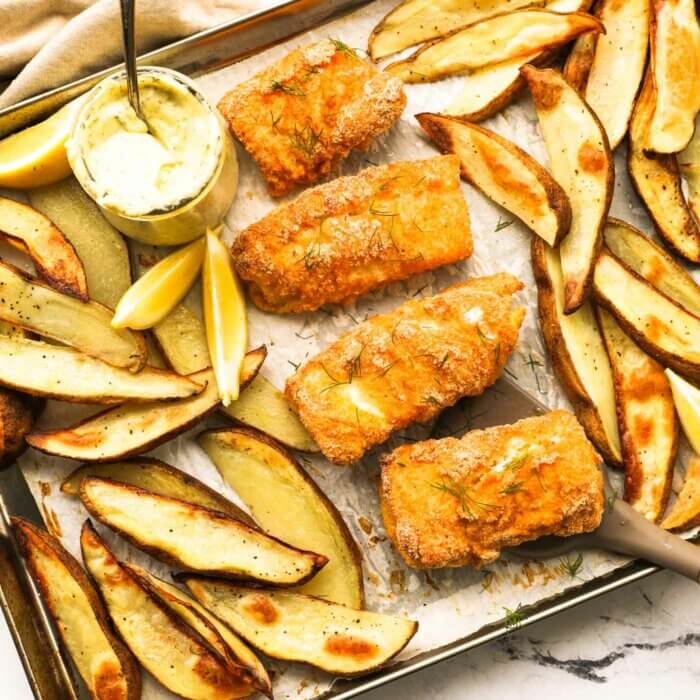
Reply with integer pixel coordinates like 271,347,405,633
596,499,700,582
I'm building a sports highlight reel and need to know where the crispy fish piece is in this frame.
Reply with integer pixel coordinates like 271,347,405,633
285,274,524,465
218,39,405,197
380,410,604,569
232,156,472,313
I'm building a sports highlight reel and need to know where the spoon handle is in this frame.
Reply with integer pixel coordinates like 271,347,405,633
119,0,141,117
595,498,700,582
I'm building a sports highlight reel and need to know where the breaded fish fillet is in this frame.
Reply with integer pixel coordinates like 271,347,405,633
381,410,604,569
285,273,525,465
232,156,472,313
218,39,406,197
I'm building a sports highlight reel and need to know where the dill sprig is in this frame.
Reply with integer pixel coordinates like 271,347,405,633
319,363,352,393
503,604,526,629
525,353,546,395
428,477,498,519
495,216,513,232
560,552,584,579
289,124,322,157
270,110,282,132
330,37,358,58
269,79,306,96
500,480,526,495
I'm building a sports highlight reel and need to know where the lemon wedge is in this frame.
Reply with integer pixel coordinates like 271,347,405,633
112,237,206,330
0,100,81,188
666,368,700,455
203,231,247,405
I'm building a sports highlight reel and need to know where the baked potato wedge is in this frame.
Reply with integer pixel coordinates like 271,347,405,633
199,427,363,608
0,334,201,404
417,113,571,245
61,457,255,527
182,578,418,676
80,478,327,585
563,31,597,93
0,387,41,466
123,564,271,697
662,456,700,531
27,348,265,461
222,375,318,452
566,0,649,149
593,249,700,382
522,65,614,313
384,10,603,84
532,238,622,465
647,0,700,154
0,261,146,371
0,197,87,300
29,178,130,309
597,308,678,523
679,114,700,230
80,522,253,700
12,518,141,700
603,219,700,317
628,72,700,263
368,0,588,61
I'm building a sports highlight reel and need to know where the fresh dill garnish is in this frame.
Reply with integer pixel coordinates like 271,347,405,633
412,218,428,234
423,395,441,406
349,344,366,379
369,200,398,217
297,236,323,270
438,352,450,370
504,366,518,380
476,324,489,344
365,158,379,166
525,353,546,395
319,363,352,393
500,480,526,495
270,110,283,132
301,66,320,81
531,464,547,492
377,175,402,192
330,37,357,57
606,490,617,512
495,216,513,232
355,406,362,427
412,285,428,297
428,477,498,519
560,552,584,578
287,360,300,371
503,604,526,629
397,461,408,468
289,124,322,157
481,569,495,592
269,80,305,96
379,360,398,377
503,452,529,472
295,329,315,340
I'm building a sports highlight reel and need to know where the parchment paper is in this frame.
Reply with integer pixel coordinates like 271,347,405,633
16,1,699,698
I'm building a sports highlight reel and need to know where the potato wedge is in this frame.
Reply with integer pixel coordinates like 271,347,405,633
597,308,678,523
0,197,87,300
603,219,700,317
199,428,363,608
12,518,141,700
563,32,597,93
0,334,201,404
27,348,265,461
0,388,41,466
444,48,561,122
0,261,146,371
384,10,603,84
80,478,327,585
182,579,418,676
222,375,318,452
123,564,271,697
566,0,649,149
417,113,571,245
647,0,700,154
80,522,252,700
679,114,700,229
593,249,700,382
531,238,622,465
662,456,700,531
628,72,700,262
522,65,614,313
29,178,131,309
61,457,256,527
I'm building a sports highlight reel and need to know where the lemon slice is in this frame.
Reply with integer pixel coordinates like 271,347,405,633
0,100,81,188
112,237,206,330
203,231,247,405
666,368,700,455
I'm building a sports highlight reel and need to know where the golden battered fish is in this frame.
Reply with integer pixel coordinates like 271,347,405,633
285,273,525,465
218,38,406,197
380,410,604,569
232,156,472,313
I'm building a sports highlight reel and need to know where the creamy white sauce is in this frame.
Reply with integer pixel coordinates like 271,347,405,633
68,69,221,217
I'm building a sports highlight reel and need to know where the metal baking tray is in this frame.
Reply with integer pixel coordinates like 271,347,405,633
0,1,670,698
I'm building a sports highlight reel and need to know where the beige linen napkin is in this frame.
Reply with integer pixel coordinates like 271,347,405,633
0,0,270,108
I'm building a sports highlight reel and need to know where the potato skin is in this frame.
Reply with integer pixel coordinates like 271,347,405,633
0,389,42,466
531,237,621,466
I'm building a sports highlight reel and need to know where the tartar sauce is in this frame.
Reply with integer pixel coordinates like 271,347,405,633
68,69,221,218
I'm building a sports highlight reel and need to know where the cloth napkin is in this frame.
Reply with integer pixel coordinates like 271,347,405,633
0,0,270,109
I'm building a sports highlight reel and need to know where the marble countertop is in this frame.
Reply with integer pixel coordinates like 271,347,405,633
2,568,699,699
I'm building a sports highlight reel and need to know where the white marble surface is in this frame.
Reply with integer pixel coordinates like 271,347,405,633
3,568,700,699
